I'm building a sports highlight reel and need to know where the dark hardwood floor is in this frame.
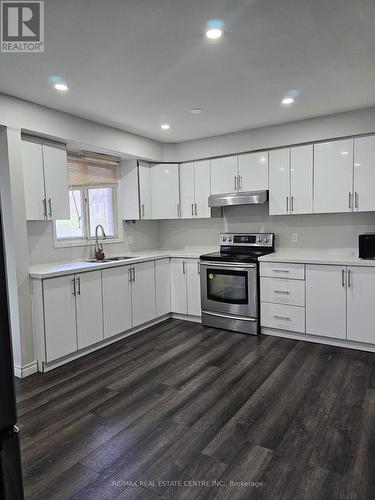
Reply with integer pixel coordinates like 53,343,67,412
15,319,375,500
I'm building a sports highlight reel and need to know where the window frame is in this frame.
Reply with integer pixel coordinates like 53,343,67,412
53,179,124,248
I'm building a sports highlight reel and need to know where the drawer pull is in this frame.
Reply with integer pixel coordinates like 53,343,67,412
273,290,290,294
272,269,290,273
273,315,290,320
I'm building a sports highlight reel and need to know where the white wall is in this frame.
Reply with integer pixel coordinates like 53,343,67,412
162,107,375,162
27,220,160,265
159,204,375,252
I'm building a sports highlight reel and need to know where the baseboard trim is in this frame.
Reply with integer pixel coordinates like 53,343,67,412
170,313,201,323
14,361,38,379
262,327,375,353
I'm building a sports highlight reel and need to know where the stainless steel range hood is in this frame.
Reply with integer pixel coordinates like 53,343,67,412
208,190,268,208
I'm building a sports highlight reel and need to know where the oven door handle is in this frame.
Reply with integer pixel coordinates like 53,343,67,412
200,261,256,270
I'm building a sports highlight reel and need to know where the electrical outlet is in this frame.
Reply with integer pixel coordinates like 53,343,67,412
291,232,298,243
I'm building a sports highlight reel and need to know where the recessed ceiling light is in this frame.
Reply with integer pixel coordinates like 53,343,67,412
281,97,294,105
161,123,170,130
341,151,349,155
54,83,69,92
189,108,203,114
206,19,224,39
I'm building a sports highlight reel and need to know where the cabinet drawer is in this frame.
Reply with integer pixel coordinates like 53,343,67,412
261,302,305,333
260,262,305,280
260,277,305,306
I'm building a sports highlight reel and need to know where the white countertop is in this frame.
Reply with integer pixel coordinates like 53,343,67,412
29,248,217,279
258,249,375,267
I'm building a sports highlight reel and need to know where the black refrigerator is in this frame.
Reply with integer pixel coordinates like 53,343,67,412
0,212,24,499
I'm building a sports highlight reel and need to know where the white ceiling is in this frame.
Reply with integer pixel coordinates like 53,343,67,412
1,0,375,143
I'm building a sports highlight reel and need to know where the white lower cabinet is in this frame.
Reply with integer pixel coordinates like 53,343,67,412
76,271,104,349
131,261,156,327
261,302,305,333
102,266,132,339
170,258,201,316
306,265,347,339
155,259,171,317
347,266,375,344
43,275,78,362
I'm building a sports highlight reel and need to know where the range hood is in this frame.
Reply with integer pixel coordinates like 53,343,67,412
208,190,268,208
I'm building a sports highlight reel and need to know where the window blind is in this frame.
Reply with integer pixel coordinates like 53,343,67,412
67,157,118,187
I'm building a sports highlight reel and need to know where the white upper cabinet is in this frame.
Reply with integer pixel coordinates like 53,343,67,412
42,142,70,220
347,266,375,344
193,160,211,218
314,139,353,214
306,264,347,339
150,163,180,219
180,162,195,218
210,156,237,194
290,144,313,214
353,135,375,212
269,149,290,215
22,138,46,220
238,152,268,192
22,138,69,220
139,162,152,219
180,160,211,218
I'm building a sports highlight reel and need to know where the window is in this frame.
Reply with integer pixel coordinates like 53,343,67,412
55,155,121,245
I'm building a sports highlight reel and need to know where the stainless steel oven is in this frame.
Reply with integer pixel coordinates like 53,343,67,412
200,232,274,335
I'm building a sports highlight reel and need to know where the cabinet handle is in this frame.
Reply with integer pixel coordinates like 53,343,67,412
177,204,180,217
43,198,47,218
355,192,359,210
347,269,351,288
348,192,352,209
194,203,198,216
286,196,289,213
273,315,290,321
234,175,237,191
272,269,290,273
48,198,52,217
72,278,76,296
191,203,194,216
341,269,346,288
141,204,145,218
291,196,294,212
133,267,136,282
182,261,186,274
77,277,81,295
128,268,132,282
197,261,200,274
273,290,290,294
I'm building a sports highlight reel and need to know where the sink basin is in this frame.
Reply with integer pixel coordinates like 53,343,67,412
86,256,137,263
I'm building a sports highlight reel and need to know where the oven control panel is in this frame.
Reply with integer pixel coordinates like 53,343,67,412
220,233,274,247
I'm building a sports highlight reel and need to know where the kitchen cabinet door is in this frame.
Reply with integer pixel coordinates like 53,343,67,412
210,156,237,195
43,275,77,362
290,145,313,214
155,259,171,317
139,162,152,219
76,271,104,349
187,259,201,316
269,149,290,215
131,261,156,327
22,138,46,220
238,152,268,192
194,160,211,218
306,265,347,339
314,139,353,214
353,136,375,212
170,258,187,314
42,142,70,220
347,267,375,344
180,162,195,218
102,266,132,339
150,163,180,219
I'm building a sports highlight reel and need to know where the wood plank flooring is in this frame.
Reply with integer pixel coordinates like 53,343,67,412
15,319,375,499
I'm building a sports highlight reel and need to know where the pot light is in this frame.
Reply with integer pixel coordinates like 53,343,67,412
281,97,294,105
341,151,349,155
189,108,203,114
161,123,170,130
206,19,224,40
54,83,69,92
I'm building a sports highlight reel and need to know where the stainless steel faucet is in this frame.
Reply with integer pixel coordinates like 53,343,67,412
95,224,107,256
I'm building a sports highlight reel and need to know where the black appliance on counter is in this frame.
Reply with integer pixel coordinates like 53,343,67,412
0,213,24,499
359,233,375,260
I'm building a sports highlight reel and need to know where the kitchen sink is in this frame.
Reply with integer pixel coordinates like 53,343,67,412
86,256,137,263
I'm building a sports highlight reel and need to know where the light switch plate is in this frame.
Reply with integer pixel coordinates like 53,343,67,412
291,232,298,243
